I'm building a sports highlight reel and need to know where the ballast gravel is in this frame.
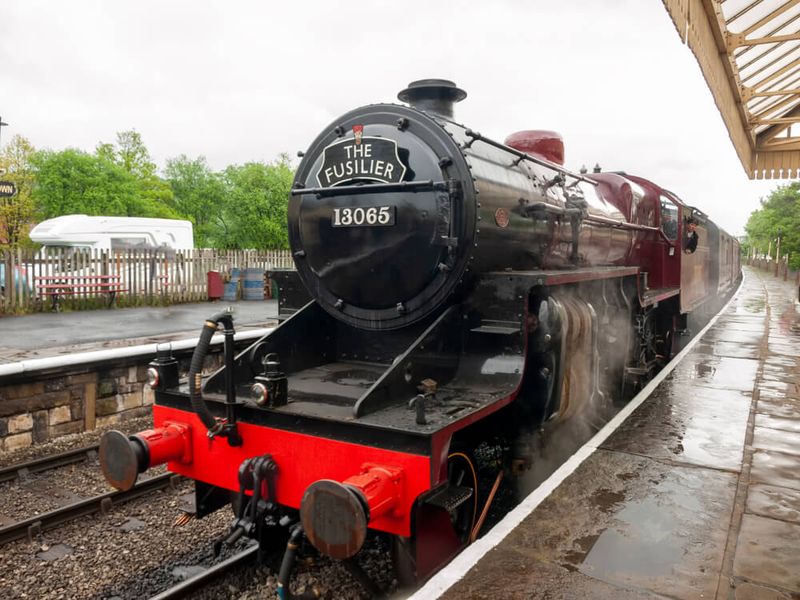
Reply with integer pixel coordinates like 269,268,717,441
0,415,399,599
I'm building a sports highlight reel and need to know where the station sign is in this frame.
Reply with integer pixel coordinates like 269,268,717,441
0,181,17,197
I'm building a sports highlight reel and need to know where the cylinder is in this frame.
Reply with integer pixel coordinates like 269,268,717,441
242,268,265,301
99,422,191,491
223,268,240,301
136,425,190,467
207,271,224,299
300,465,403,559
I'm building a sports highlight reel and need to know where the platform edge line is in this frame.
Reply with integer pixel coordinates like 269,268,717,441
0,328,275,379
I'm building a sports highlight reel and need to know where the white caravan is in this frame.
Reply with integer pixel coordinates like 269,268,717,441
29,215,194,252
27,216,195,292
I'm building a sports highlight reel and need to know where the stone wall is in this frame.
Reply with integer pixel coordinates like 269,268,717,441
0,353,224,453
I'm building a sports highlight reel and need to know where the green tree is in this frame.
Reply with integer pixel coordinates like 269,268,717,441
0,135,38,249
219,156,294,249
97,130,156,178
164,155,225,246
97,130,174,215
745,183,800,269
95,142,116,165
31,148,179,220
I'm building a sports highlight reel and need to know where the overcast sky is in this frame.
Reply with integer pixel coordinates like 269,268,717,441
1,0,779,235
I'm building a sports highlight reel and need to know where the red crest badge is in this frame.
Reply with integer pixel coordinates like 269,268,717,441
495,208,510,228
352,125,364,145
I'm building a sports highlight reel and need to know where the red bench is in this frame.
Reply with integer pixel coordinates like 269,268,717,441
35,275,127,310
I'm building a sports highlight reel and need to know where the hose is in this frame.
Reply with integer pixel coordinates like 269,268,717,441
277,526,319,600
189,312,234,433
469,470,504,543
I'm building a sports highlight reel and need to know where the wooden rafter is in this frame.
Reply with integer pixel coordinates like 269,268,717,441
662,0,800,178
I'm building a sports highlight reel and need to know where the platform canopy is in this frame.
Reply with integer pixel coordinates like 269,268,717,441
663,0,800,179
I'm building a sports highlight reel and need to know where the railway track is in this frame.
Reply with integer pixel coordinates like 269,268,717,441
0,470,177,545
148,544,259,600
0,444,100,484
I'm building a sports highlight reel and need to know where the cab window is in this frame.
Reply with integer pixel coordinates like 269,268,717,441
660,197,678,241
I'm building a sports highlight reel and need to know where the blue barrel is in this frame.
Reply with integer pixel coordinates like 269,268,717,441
222,281,238,301
223,269,241,301
242,268,265,301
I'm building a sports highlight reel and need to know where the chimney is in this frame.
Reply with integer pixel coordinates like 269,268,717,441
398,79,466,119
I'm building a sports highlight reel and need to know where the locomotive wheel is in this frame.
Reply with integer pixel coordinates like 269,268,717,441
655,314,678,365
446,451,478,543
635,309,657,367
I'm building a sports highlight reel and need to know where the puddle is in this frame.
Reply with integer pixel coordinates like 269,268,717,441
575,477,711,591
604,382,750,471
671,355,759,392
580,498,684,578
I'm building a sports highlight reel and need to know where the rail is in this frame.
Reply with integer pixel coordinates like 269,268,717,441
0,444,99,484
0,472,176,545
148,544,259,600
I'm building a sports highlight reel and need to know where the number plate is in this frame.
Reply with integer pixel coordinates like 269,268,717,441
332,206,395,227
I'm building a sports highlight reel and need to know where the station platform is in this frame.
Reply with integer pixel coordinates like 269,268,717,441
414,266,800,600
0,299,278,364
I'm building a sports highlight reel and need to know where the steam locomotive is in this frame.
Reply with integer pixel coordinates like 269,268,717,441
99,80,740,595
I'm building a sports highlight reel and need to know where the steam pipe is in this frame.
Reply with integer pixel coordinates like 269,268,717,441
223,321,237,427
189,312,234,434
524,204,677,245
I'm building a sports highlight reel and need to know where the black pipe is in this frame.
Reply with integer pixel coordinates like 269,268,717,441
277,526,319,600
223,323,236,426
189,312,234,433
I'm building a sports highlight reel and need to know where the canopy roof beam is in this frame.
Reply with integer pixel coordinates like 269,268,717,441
663,0,800,178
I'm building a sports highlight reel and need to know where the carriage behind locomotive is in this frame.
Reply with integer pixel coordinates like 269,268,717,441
99,80,740,587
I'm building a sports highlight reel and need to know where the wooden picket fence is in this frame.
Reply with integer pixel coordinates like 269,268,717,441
0,247,294,314
747,257,800,284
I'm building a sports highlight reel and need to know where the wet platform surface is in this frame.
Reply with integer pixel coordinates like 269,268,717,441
437,267,800,599
0,300,278,363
